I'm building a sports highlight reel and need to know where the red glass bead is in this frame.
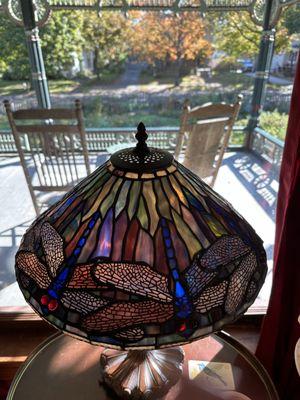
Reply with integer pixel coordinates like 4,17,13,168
48,299,58,311
41,295,50,306
178,323,186,332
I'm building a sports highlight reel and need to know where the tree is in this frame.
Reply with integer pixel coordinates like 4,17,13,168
0,15,30,80
40,11,84,79
0,11,83,80
213,12,290,59
130,12,212,85
81,12,130,78
283,4,300,35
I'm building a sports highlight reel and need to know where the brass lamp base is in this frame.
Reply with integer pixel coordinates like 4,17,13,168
100,347,184,399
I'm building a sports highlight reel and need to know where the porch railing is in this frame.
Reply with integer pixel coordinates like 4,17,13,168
0,127,179,154
0,126,284,169
251,127,284,168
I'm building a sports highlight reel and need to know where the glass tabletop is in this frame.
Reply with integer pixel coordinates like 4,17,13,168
7,331,278,400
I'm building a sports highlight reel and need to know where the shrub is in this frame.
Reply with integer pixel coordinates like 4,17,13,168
259,110,288,141
238,110,288,141
214,57,241,73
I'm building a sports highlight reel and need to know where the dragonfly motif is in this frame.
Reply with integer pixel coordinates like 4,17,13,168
16,220,260,344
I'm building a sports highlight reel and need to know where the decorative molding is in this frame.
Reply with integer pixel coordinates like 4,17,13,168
1,0,299,27
3,0,52,27
250,0,282,26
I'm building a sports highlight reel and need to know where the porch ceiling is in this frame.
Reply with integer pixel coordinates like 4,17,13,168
0,0,299,28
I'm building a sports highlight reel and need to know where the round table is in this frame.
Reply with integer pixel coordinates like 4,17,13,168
7,332,278,400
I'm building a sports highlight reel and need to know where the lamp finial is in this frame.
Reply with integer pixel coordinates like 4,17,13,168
135,121,149,156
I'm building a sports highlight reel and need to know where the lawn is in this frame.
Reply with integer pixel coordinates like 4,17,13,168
85,112,179,128
79,70,122,92
0,80,29,96
0,69,288,143
48,79,79,93
0,71,122,98
0,79,78,96
139,68,254,92
208,71,253,91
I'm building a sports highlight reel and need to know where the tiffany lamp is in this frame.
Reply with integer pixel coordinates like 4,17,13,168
15,123,267,399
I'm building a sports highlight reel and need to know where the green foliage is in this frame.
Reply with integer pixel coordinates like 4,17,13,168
40,11,84,79
283,4,300,35
0,15,30,80
213,12,290,59
0,11,83,80
230,129,245,146
81,12,130,78
239,110,288,141
214,58,241,72
259,110,288,140
0,10,130,81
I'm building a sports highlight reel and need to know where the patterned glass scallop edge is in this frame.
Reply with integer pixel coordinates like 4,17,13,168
15,159,267,349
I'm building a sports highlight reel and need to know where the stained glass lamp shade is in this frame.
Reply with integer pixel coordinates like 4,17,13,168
15,123,267,397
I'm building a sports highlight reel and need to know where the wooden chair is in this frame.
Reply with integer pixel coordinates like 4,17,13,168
175,95,242,187
4,99,91,215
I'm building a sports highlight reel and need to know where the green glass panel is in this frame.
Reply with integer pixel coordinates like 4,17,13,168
82,186,103,216
128,181,141,220
100,178,123,218
82,176,117,221
115,180,131,217
171,209,202,258
161,177,180,214
181,205,210,248
124,337,156,349
47,315,64,329
137,196,149,230
83,170,111,199
157,333,186,346
174,171,206,198
78,218,102,263
143,181,159,236
203,214,227,237
168,174,189,206
174,172,210,212
62,212,81,242
153,180,171,220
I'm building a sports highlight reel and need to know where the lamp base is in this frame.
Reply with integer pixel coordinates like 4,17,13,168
100,347,184,400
